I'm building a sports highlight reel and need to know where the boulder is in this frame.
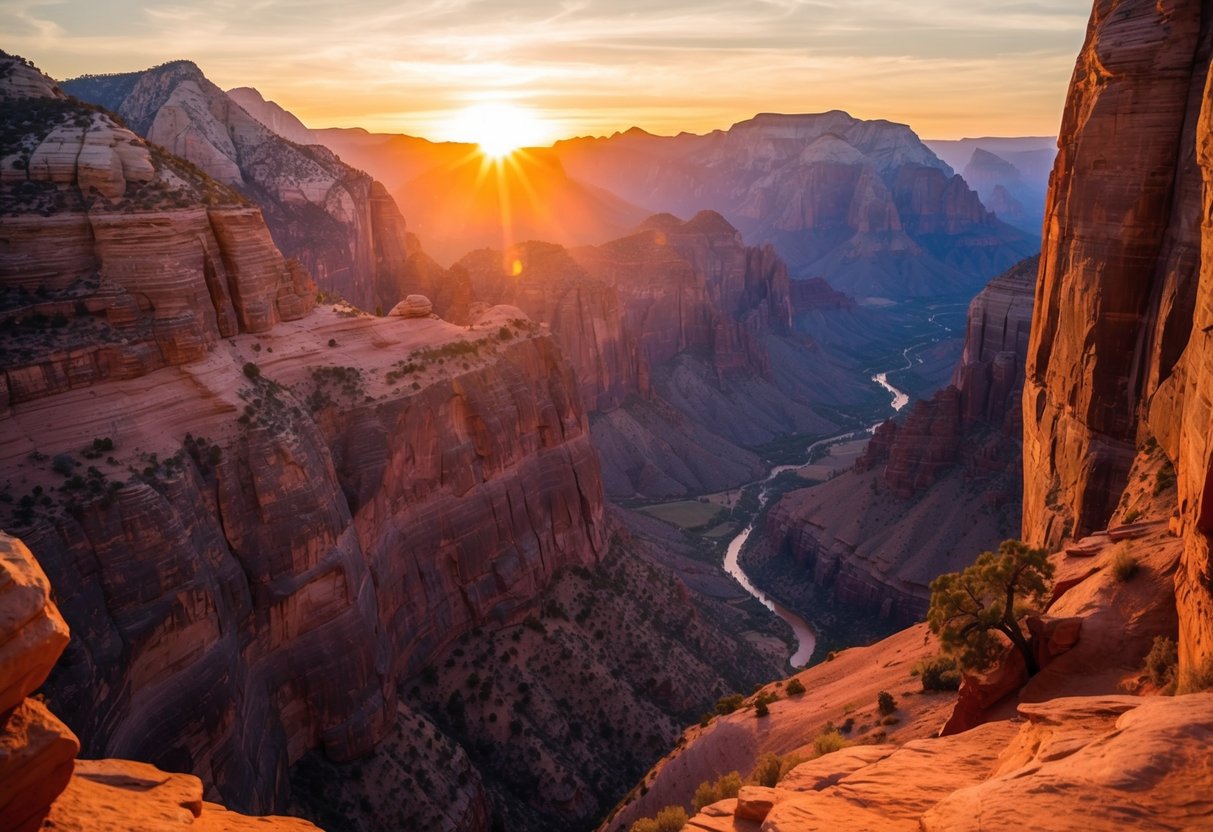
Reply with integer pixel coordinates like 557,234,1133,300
0,534,69,717
389,294,434,318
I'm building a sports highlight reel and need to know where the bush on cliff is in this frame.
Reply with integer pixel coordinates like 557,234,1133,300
927,539,1054,676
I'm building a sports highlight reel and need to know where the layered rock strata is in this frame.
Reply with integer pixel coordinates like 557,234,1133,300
0,531,320,832
0,54,314,404
62,61,445,314
7,310,605,813
1021,0,1213,675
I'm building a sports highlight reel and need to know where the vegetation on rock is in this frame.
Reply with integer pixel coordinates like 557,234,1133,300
927,539,1053,676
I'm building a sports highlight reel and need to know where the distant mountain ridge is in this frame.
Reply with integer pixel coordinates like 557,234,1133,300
61,62,443,313
925,136,1056,235
549,111,1039,299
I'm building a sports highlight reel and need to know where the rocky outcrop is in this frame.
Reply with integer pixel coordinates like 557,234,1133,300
0,534,76,832
0,54,314,404
1020,0,1213,675
62,61,437,313
553,111,1036,297
680,695,1213,832
0,531,320,831
5,313,605,814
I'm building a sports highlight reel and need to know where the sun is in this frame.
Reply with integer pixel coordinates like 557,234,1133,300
449,102,551,159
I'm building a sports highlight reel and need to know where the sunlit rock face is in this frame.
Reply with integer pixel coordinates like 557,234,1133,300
61,61,448,315
552,111,1037,298
0,52,315,405
1019,0,1213,674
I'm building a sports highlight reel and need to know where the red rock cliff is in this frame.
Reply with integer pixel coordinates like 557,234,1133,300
61,60,440,314
1021,0,1213,674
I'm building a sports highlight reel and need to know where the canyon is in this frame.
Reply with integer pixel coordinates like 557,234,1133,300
741,255,1034,644
0,51,791,831
6,0,1213,827
603,1,1213,829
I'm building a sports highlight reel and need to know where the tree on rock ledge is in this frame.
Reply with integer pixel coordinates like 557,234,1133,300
927,539,1054,676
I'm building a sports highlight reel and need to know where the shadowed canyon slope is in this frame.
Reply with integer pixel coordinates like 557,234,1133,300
60,62,446,314
1021,0,1213,676
453,212,883,499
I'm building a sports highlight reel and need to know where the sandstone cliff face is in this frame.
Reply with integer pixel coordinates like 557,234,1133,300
1021,0,1213,674
62,61,434,313
553,111,1036,298
5,311,605,814
0,531,322,832
0,55,314,404
677,695,1213,832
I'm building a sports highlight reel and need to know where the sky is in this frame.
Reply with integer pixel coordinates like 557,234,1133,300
2,0,1092,142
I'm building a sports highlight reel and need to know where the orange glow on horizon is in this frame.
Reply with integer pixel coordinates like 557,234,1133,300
447,103,553,159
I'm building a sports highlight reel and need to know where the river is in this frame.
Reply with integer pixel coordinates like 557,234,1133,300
720,356,915,668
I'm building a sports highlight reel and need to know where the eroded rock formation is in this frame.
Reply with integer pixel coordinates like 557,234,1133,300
1021,0,1213,676
0,54,315,404
61,60,447,314
0,531,321,832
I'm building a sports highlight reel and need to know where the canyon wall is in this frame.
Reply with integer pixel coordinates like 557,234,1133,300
452,211,865,499
2,55,606,817
61,61,445,314
1021,0,1213,674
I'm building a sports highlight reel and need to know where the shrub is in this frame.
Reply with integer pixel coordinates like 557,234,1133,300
813,730,847,757
715,694,744,716
755,698,769,717
1111,545,1140,582
242,362,260,380
498,325,513,340
1122,508,1141,523
692,771,741,811
629,806,688,832
877,691,897,716
51,453,77,476
1154,462,1176,496
749,751,803,787
328,338,337,347
786,677,806,696
916,656,961,692
1144,636,1177,691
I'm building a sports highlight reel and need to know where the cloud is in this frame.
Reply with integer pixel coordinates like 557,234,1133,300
0,0,1091,139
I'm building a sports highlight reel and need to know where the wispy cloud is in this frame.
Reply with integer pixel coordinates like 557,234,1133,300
1,0,1091,139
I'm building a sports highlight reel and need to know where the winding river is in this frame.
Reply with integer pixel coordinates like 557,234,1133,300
720,354,916,668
